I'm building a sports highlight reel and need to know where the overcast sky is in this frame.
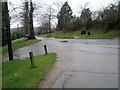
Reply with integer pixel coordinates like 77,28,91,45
8,0,115,28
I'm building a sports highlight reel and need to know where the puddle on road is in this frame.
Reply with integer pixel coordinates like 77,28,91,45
60,41,68,42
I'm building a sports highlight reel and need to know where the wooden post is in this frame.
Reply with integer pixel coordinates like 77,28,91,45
29,52,36,68
44,45,48,55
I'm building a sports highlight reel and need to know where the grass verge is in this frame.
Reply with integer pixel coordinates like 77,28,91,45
2,53,56,88
2,38,41,54
38,33,74,39
38,29,119,39
73,29,119,38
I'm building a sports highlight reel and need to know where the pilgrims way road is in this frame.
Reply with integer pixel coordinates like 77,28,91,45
14,37,118,88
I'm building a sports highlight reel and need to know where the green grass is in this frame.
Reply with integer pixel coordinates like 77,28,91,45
52,33,74,39
2,56,8,59
2,53,56,88
38,29,119,39
38,32,74,39
2,38,41,54
73,29,119,38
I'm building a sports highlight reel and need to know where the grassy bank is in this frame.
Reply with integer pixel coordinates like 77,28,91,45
73,29,119,38
2,53,56,88
2,38,41,54
38,29,119,39
39,32,74,39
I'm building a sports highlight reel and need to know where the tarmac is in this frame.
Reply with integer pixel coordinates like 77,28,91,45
13,37,119,88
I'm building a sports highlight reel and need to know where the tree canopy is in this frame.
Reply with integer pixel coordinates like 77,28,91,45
57,1,73,32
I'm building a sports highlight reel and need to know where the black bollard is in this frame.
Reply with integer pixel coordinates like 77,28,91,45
88,32,90,35
44,45,48,55
81,31,83,35
84,30,86,34
29,52,36,68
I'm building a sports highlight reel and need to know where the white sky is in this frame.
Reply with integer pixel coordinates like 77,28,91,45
8,0,115,28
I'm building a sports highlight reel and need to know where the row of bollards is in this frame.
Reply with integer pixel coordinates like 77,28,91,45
29,45,48,68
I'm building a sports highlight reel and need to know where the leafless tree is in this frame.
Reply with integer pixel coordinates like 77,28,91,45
53,0,64,12
78,2,90,15
96,6,105,21
8,1,22,25
92,11,98,20
41,6,56,33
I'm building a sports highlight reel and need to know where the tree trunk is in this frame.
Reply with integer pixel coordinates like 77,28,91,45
24,1,29,35
48,17,51,33
28,0,36,40
0,1,2,46
2,1,7,46
3,1,13,61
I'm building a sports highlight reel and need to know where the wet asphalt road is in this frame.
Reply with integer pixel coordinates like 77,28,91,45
15,37,118,88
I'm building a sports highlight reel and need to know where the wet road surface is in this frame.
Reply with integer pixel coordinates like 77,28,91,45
14,37,118,88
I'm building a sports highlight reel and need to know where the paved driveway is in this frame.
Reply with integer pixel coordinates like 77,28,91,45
15,37,118,88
